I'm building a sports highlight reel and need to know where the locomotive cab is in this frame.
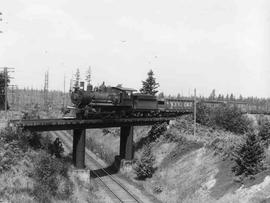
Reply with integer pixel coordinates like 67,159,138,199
111,87,137,107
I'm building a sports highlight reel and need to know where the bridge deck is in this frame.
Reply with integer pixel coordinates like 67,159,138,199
10,117,183,131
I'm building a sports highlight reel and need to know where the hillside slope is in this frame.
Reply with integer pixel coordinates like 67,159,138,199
87,116,270,203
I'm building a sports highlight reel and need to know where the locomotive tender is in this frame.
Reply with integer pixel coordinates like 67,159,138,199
70,84,189,119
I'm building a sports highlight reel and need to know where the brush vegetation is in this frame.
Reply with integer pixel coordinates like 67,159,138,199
0,126,73,202
196,102,251,134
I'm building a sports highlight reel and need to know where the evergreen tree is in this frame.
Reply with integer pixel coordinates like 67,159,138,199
74,69,80,88
239,94,243,101
230,93,235,101
0,71,10,110
221,94,224,100
258,120,270,146
209,89,216,100
232,132,265,177
214,105,250,134
135,145,155,180
85,66,91,86
158,92,165,99
140,70,159,95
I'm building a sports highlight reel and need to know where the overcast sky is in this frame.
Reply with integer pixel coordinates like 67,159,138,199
0,0,269,97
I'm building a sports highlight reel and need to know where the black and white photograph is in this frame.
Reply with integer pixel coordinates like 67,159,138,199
0,0,270,202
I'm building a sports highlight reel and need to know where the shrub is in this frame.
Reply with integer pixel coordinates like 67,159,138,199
0,126,51,151
1,126,65,158
163,132,178,142
22,108,40,120
153,184,163,194
213,105,251,134
102,128,110,135
1,127,30,151
0,127,39,173
257,115,269,127
258,120,270,146
149,122,168,139
31,152,72,202
135,122,167,150
196,103,251,134
196,102,213,126
0,149,17,173
134,145,155,180
48,138,64,158
1,127,22,143
232,132,265,177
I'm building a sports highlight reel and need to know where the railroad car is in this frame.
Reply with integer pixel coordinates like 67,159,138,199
165,99,194,110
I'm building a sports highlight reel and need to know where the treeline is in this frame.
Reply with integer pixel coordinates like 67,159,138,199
159,89,270,106
7,88,71,111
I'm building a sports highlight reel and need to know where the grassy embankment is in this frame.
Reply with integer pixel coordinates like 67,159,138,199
0,124,102,203
85,104,270,202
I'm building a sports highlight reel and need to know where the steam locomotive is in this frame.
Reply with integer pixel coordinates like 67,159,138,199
70,83,185,119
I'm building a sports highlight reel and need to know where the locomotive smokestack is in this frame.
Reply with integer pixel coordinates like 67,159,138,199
80,82,85,90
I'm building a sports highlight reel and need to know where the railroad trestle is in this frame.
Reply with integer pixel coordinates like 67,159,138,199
10,116,189,168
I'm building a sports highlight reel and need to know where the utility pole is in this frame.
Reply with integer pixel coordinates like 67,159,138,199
63,74,66,108
15,85,19,108
4,68,7,116
194,88,197,136
11,85,14,105
0,12,3,33
70,79,73,92
44,70,49,111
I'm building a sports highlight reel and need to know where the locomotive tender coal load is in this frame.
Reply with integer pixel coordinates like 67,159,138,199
70,84,193,119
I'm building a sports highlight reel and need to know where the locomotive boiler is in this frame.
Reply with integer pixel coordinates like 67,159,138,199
70,84,165,119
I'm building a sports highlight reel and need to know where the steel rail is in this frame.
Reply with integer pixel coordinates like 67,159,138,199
83,148,142,203
52,131,141,203
93,173,125,203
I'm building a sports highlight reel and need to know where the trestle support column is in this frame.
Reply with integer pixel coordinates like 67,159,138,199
119,126,134,160
73,129,86,169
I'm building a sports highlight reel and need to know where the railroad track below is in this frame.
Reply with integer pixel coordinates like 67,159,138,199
50,131,144,203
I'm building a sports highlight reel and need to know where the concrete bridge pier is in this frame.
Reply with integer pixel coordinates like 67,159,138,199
119,126,134,160
73,129,86,169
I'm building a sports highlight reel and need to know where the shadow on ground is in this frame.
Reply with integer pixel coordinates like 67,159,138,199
90,159,120,178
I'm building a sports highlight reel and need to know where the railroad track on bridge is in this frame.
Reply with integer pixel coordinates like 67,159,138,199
51,131,143,203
